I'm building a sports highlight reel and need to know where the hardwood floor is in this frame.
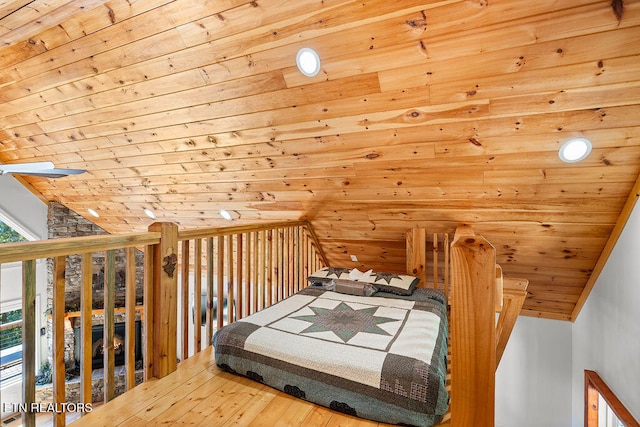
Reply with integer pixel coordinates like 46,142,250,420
2,340,450,426
71,346,449,426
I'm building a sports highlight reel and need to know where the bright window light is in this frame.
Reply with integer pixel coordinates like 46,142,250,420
219,209,233,221
296,48,321,77
87,208,99,218
559,137,592,163
144,209,156,219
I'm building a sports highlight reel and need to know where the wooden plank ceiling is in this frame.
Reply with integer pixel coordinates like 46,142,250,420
0,0,639,321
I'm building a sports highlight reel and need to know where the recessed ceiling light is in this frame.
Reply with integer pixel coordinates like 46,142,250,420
296,47,321,77
559,137,592,163
87,208,99,218
144,209,156,219
219,209,233,221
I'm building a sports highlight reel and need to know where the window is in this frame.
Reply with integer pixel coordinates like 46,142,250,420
0,220,28,244
585,370,639,427
0,307,23,385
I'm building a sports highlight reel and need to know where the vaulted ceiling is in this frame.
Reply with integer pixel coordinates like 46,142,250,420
1,0,639,321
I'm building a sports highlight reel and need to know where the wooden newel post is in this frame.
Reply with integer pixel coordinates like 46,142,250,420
148,222,179,378
450,226,496,426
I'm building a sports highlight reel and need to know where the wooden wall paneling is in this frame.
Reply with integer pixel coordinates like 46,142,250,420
125,247,136,390
0,0,172,67
0,0,110,50
52,256,66,427
0,0,33,23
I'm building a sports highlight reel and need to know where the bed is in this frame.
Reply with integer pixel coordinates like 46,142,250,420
212,267,450,427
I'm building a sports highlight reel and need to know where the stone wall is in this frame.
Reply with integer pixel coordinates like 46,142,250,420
45,202,146,392
46,201,144,311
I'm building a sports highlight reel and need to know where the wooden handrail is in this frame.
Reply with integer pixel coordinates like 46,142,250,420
177,220,307,240
585,370,640,427
0,231,160,263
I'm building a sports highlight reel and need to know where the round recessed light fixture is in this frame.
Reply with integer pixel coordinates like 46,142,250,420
87,208,100,218
219,209,233,221
559,137,592,163
144,209,156,219
296,47,321,77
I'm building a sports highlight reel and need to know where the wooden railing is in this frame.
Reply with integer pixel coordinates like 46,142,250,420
0,220,326,426
406,226,529,427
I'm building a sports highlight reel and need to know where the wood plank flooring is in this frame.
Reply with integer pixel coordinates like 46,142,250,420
69,346,450,426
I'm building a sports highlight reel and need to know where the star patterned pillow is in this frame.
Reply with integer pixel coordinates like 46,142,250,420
307,267,420,295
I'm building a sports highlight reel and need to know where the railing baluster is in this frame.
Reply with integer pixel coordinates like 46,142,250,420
80,253,93,407
104,249,116,402
206,237,214,346
125,247,136,390
180,240,190,361
227,235,234,326
143,243,155,381
266,230,273,308
236,234,243,320
21,259,36,427
444,233,450,302
53,256,66,427
252,232,258,314
278,229,284,301
194,238,202,354
217,236,224,330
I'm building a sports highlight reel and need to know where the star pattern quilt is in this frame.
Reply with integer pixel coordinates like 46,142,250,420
213,286,449,427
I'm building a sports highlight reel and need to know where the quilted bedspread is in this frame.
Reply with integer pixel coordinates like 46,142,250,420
213,286,449,427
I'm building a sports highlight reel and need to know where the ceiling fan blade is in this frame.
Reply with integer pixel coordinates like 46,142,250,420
0,161,55,173
0,162,86,178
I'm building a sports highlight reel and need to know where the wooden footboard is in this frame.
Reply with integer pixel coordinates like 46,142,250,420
406,226,528,427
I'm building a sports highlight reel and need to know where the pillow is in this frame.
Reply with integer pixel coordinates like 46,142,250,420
365,272,420,296
307,267,352,284
326,279,378,296
307,267,420,296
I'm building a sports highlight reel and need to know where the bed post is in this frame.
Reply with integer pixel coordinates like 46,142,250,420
450,225,496,426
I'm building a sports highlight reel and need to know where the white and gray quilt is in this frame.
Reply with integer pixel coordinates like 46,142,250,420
213,286,449,427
